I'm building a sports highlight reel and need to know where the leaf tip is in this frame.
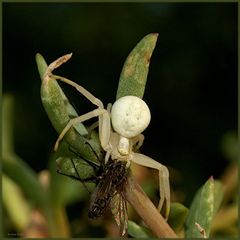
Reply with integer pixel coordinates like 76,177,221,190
35,53,48,80
209,176,214,181
152,32,159,37
35,53,44,66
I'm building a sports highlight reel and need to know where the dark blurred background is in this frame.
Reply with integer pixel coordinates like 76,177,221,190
3,2,237,236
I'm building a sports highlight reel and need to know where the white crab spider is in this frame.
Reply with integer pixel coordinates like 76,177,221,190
44,54,170,218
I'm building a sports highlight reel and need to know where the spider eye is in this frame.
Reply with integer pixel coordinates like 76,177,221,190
111,96,151,138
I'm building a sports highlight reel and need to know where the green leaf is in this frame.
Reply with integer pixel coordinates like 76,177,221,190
116,33,159,99
54,140,99,180
56,157,96,180
36,53,48,79
2,174,30,231
185,177,224,238
168,202,189,233
36,53,101,162
127,220,150,238
49,141,97,205
36,53,88,136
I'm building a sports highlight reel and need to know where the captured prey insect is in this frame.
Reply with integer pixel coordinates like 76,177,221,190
45,54,170,219
56,144,129,236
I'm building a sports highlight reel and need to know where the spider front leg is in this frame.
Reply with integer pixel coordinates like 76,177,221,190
54,108,109,151
44,54,104,109
131,153,170,219
132,134,145,151
44,54,112,152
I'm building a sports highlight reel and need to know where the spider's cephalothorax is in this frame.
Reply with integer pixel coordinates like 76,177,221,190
45,54,170,219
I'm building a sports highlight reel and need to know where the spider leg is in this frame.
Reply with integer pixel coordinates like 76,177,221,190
104,150,111,164
57,158,97,194
68,144,100,170
87,121,99,139
132,134,145,151
131,153,170,219
52,74,104,108
44,53,72,80
100,103,114,164
52,75,112,149
45,55,112,158
44,54,104,109
54,108,109,151
107,103,112,113
57,169,96,183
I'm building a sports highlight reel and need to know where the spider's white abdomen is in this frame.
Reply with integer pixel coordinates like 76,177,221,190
111,96,151,138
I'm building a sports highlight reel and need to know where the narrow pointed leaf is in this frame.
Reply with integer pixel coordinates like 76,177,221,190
185,177,224,238
116,33,158,99
36,53,101,162
36,53,48,79
3,174,30,231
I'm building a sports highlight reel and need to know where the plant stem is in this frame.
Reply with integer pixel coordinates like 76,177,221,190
125,175,177,238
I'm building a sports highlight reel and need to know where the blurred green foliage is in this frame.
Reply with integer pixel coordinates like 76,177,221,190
2,2,237,238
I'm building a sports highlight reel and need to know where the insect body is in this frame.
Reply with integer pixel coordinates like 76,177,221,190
57,147,129,236
88,159,128,220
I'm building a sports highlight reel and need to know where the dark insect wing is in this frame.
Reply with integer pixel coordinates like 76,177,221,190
88,159,129,225
88,169,115,218
57,145,128,236
119,194,128,236
111,191,128,236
